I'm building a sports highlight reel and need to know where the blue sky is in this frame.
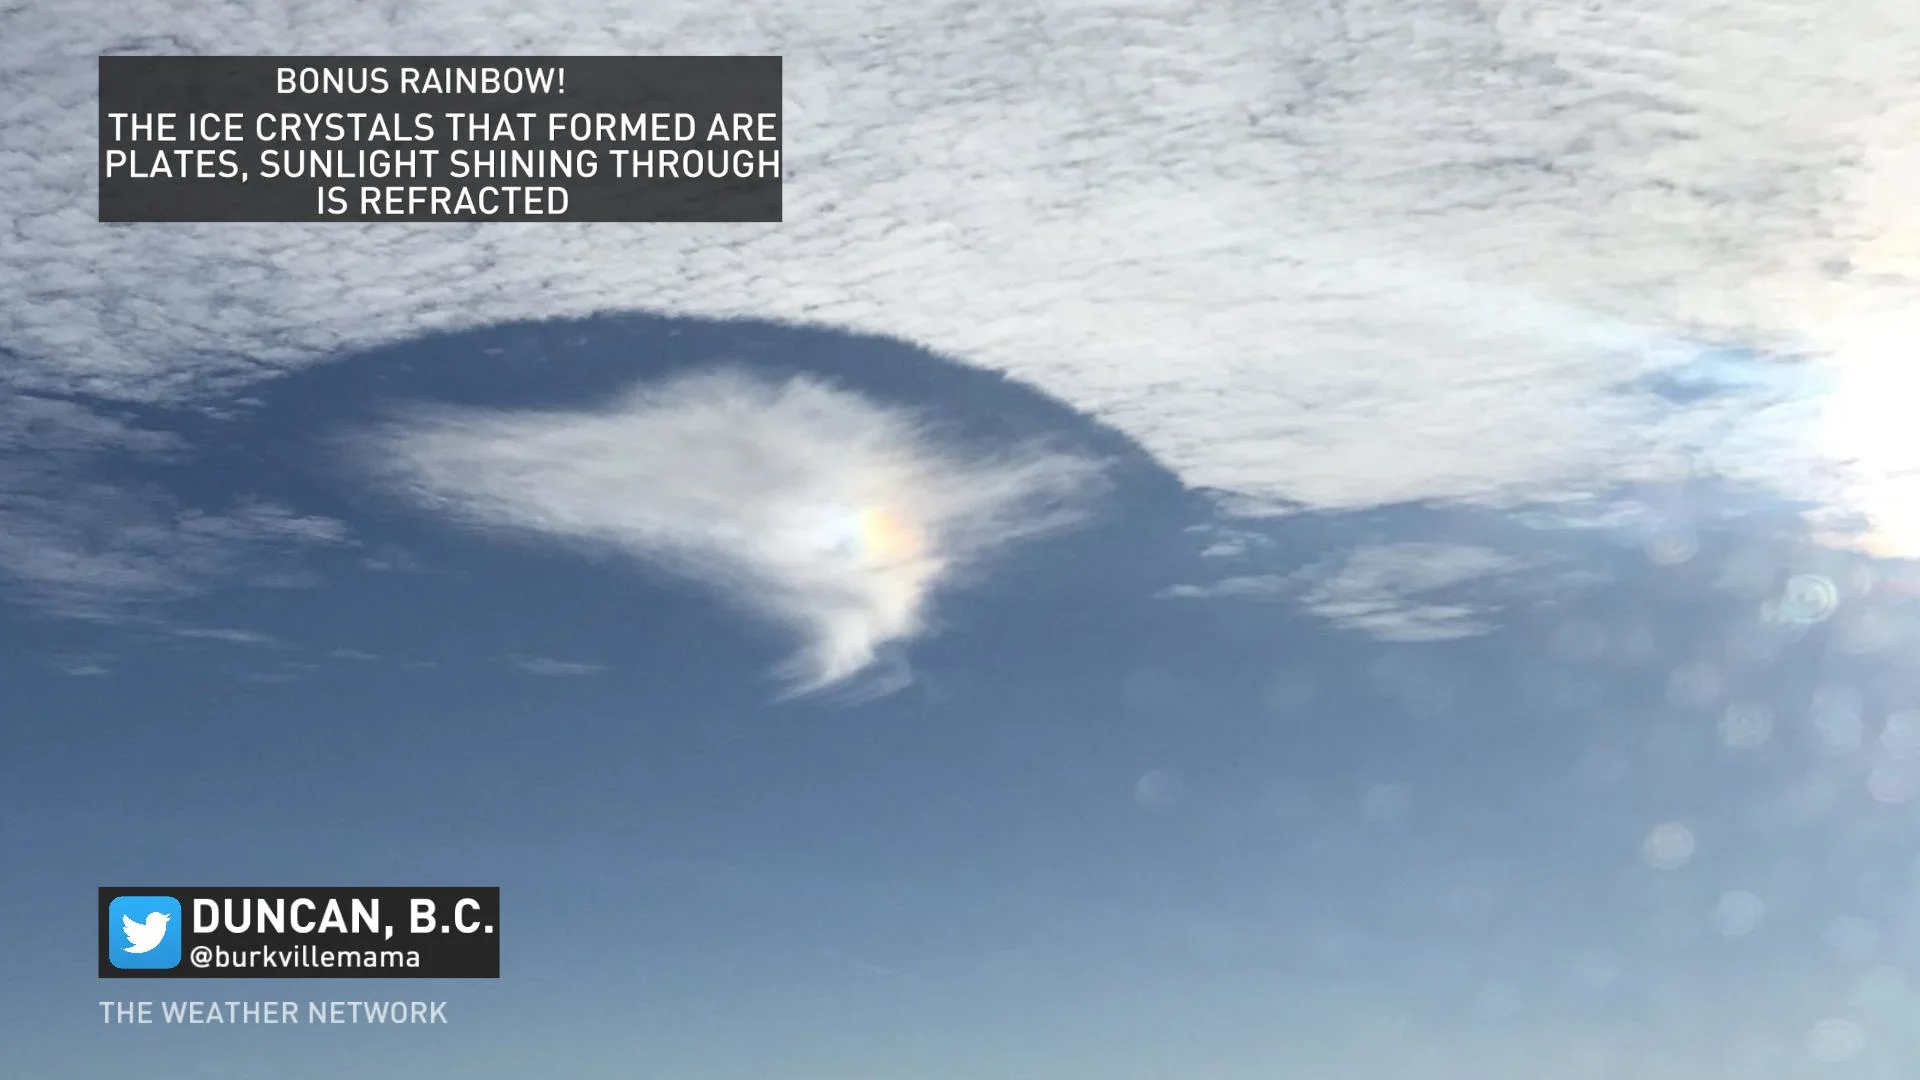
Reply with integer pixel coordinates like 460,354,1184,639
6,314,1920,1078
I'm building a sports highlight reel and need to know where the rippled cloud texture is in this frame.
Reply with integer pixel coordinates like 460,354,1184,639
7,0,1917,531
355,369,1105,693
4,0,1918,642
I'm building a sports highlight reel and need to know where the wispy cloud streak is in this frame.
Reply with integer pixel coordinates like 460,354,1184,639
357,369,1105,694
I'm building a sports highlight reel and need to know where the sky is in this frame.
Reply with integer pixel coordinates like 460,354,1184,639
5,2,1920,1078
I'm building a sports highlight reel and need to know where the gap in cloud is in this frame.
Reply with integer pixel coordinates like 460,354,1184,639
1,313,1861,703
150,312,1194,701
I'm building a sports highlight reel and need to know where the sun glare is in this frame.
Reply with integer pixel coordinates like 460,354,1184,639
1819,315,1920,558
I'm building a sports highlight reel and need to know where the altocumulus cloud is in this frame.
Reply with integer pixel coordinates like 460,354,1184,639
355,369,1106,694
8,0,1916,645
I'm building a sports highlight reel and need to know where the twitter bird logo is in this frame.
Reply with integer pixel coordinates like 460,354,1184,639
122,910,169,953
106,895,182,970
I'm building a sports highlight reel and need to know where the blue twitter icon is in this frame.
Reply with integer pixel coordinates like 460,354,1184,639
107,895,182,970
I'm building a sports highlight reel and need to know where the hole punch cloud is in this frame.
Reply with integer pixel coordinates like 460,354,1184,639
354,368,1107,695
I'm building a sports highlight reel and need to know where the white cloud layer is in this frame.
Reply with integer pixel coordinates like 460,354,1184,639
357,369,1105,693
3,0,1918,655
4,0,1917,532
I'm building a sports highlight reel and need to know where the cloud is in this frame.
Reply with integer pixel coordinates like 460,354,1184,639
1163,542,1525,641
357,544,430,574
3,0,1916,548
1183,523,1277,561
1295,543,1523,642
506,655,607,678
3,0,1917,656
166,626,280,646
1160,575,1291,602
358,369,1105,694
45,653,110,677
0,394,352,616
